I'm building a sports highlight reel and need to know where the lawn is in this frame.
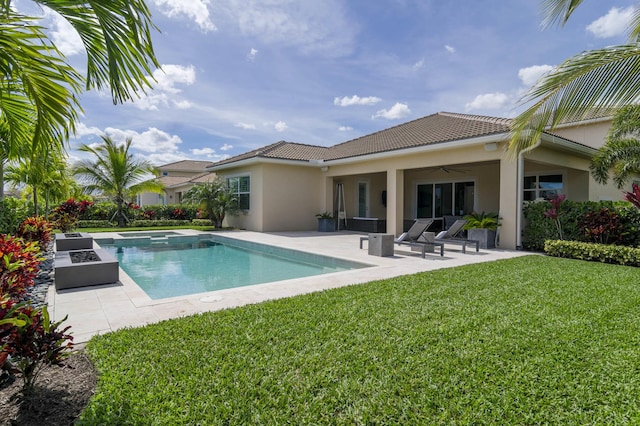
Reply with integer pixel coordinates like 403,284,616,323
80,256,640,424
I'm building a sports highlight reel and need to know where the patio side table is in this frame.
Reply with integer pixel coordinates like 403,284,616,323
368,233,394,257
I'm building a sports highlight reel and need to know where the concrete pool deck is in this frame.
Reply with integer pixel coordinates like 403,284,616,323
48,230,532,344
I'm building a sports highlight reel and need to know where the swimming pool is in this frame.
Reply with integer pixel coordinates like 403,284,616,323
98,235,368,300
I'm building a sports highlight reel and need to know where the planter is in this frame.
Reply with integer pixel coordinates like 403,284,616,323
468,228,496,249
55,232,94,251
317,218,336,232
55,248,119,290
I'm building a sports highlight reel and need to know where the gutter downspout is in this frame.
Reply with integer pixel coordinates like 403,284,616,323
516,138,542,249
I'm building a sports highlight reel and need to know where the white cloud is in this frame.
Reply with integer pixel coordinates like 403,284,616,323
103,127,183,154
191,147,216,157
412,59,425,70
247,48,258,61
220,144,233,151
334,95,382,107
274,121,288,132
213,0,356,56
235,122,256,130
586,6,635,38
44,9,84,56
445,45,455,53
152,0,216,32
465,92,510,111
74,122,102,138
518,64,554,86
132,64,196,110
372,103,411,120
338,126,353,131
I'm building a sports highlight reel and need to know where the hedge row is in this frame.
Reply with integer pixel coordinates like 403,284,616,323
79,203,200,221
78,219,213,228
544,239,640,267
523,200,640,251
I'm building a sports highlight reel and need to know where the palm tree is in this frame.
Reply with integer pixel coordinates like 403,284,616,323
510,0,640,153
0,0,159,153
590,104,640,188
5,140,68,216
73,136,163,227
183,179,240,228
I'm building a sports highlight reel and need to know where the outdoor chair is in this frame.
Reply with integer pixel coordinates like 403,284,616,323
359,218,444,258
434,219,479,253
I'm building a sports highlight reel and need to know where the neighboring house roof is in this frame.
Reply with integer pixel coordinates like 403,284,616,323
157,172,215,188
158,160,214,172
208,111,596,170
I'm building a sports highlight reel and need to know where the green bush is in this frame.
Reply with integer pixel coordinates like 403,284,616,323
191,218,212,226
80,201,117,221
523,200,640,251
544,239,640,267
78,220,114,228
129,219,192,227
0,198,32,234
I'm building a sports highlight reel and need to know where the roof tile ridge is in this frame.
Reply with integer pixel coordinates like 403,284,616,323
438,111,511,126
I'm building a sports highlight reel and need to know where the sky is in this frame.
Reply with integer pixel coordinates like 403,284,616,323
15,0,640,166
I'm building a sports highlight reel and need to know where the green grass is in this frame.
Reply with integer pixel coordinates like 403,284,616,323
80,256,640,424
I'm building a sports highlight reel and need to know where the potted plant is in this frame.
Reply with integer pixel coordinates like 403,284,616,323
315,212,336,232
463,211,500,249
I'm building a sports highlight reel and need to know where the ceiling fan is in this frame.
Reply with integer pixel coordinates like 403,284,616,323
425,166,470,174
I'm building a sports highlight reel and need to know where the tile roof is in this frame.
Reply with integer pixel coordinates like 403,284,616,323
323,112,511,160
158,160,214,172
208,111,584,168
157,172,216,187
209,141,330,167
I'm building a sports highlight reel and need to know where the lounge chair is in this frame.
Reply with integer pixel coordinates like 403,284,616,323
359,218,444,258
434,219,479,253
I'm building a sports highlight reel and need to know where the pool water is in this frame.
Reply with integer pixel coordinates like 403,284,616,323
100,237,367,300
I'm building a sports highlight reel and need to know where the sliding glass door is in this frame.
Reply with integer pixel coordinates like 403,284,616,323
416,181,474,218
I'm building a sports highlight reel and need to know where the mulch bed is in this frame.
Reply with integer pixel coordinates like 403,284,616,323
0,352,97,425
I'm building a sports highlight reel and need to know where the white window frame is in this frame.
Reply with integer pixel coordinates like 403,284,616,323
523,171,565,201
356,180,370,218
226,173,251,210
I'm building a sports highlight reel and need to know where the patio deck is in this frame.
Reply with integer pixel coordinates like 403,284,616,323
48,230,531,344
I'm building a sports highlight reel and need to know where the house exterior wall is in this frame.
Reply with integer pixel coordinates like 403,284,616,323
221,163,322,231
551,120,611,150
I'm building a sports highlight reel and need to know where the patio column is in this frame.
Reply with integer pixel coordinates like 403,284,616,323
386,169,404,236
499,157,518,249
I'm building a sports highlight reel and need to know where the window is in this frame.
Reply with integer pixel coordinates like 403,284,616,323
227,175,250,210
523,174,563,201
162,171,168,176
416,181,475,218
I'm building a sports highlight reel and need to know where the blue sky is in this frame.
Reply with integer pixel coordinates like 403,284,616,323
18,0,640,165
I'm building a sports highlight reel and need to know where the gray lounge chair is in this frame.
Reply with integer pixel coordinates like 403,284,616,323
394,218,444,257
434,219,479,253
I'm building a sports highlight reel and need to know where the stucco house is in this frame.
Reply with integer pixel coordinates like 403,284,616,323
138,160,215,206
207,111,621,250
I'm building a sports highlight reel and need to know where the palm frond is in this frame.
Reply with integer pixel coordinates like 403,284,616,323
510,44,640,154
541,0,585,28
35,0,160,104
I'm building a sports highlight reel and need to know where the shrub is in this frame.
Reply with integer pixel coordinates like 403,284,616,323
523,200,637,251
17,217,53,251
129,219,192,227
579,208,625,245
544,239,640,267
0,298,73,393
0,235,41,299
463,211,499,231
77,220,114,229
191,219,213,227
80,201,117,221
51,199,93,232
0,198,32,235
